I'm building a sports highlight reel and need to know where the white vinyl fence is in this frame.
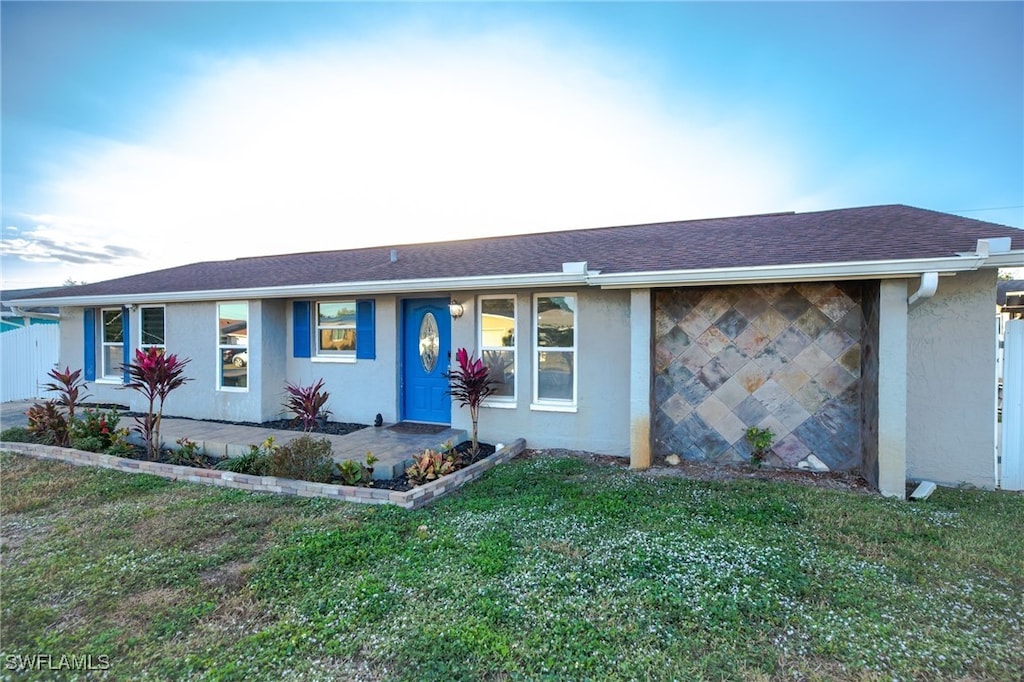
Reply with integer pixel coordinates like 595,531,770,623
0,325,60,402
1001,319,1023,491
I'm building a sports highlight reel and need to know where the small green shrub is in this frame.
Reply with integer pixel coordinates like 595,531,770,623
406,447,457,485
168,437,207,467
70,407,126,453
0,426,38,443
745,426,775,467
268,434,334,483
215,437,276,475
337,459,373,486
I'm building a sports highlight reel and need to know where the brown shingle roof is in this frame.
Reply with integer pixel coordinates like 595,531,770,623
19,204,1024,300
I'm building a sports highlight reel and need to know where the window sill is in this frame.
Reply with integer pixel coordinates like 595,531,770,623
96,378,124,385
312,356,356,364
482,400,517,410
217,386,249,393
530,402,578,414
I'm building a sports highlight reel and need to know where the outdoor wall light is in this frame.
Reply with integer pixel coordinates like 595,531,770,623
448,299,464,320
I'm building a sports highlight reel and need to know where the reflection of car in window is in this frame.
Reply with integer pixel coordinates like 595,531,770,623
223,349,248,366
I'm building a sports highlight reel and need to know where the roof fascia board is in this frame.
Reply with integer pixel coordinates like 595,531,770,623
9,271,590,307
587,255,992,289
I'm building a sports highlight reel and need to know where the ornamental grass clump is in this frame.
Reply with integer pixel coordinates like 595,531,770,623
446,347,497,456
124,347,192,460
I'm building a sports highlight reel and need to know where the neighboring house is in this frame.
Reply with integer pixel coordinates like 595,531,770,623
11,204,1024,497
1,287,60,332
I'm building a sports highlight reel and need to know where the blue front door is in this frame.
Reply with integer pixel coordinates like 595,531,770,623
402,298,451,423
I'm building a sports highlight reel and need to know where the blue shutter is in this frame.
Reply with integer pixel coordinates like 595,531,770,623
293,301,311,358
121,306,131,383
83,308,96,381
356,299,375,360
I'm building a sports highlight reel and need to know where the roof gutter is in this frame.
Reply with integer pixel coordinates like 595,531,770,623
9,306,60,322
586,253,1006,289
8,270,592,308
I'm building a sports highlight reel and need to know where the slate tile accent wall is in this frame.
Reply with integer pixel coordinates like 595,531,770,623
653,283,865,471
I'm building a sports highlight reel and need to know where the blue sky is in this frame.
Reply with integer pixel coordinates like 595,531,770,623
2,1,1022,288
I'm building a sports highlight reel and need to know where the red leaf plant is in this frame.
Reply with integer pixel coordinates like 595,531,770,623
124,347,192,460
446,347,497,456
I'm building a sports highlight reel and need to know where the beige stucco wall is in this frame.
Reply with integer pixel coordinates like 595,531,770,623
906,269,998,488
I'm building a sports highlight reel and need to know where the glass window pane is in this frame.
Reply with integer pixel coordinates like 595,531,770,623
318,301,356,326
141,308,164,346
319,329,355,352
537,350,574,401
220,361,247,389
102,310,123,343
483,349,514,397
481,298,515,347
219,303,248,346
103,345,122,377
537,296,574,348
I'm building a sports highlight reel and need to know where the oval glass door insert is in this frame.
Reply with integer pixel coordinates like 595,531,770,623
419,312,439,373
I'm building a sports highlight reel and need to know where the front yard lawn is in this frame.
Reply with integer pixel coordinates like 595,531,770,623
2,450,1022,680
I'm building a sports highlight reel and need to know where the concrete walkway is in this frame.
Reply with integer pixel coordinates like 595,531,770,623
1,400,465,480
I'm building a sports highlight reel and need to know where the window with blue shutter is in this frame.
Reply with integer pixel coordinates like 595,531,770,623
356,299,375,360
293,301,311,358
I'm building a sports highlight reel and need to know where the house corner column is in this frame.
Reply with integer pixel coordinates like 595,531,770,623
878,280,908,499
629,288,652,469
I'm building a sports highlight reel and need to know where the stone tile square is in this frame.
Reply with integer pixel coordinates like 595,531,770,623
654,372,676,405
715,308,749,340
715,373,752,409
734,324,771,358
837,308,864,338
654,313,677,339
695,425,732,460
698,358,731,391
732,293,770,321
751,307,790,338
702,288,739,322
793,417,854,470
793,343,833,377
774,432,812,466
837,345,862,377
797,282,835,306
660,392,693,424
817,363,857,397
793,379,830,413
733,362,768,394
716,344,748,375
678,343,712,374
733,394,770,426
817,327,855,359
756,414,790,442
753,283,789,303
793,306,832,340
678,375,712,406
752,378,790,414
817,286,857,322
698,396,748,444
776,396,813,433
672,412,714,460
678,309,713,338
667,360,695,386
754,344,787,374
656,293,696,322
695,326,731,356
774,288,812,322
660,325,692,359
772,363,811,394
654,342,674,373
769,326,813,361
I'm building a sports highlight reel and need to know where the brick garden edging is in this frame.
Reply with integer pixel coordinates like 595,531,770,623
0,438,526,509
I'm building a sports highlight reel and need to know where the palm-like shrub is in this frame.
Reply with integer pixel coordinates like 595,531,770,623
124,347,192,459
446,348,497,456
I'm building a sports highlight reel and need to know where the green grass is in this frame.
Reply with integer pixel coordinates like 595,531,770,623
2,451,1022,681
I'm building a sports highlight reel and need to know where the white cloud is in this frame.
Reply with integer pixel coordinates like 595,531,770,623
8,28,816,283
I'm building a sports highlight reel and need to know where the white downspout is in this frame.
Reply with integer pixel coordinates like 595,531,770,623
907,272,939,307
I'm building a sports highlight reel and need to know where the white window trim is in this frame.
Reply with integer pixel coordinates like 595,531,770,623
532,292,578,409
217,301,249,392
315,300,357,360
139,304,166,351
478,294,517,406
99,307,124,382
